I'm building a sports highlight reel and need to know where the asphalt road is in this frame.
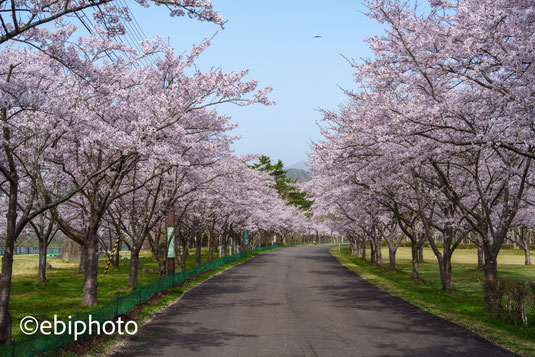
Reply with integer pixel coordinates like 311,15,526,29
112,245,517,357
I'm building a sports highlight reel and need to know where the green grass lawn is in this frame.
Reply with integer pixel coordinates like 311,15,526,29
331,246,535,356
9,249,220,341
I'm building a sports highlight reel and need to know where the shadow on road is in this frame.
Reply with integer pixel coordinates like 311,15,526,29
111,245,517,357
113,321,258,355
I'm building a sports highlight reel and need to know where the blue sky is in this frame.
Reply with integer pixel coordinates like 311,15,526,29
126,1,384,167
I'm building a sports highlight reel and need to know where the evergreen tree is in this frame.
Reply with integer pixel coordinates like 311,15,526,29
251,155,312,212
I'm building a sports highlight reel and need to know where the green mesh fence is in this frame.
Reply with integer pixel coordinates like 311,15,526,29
0,244,284,357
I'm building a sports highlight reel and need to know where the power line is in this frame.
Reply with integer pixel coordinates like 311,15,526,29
114,0,159,63
118,0,149,40
112,10,153,65
93,4,149,68
74,3,157,68
101,2,156,66
75,10,117,63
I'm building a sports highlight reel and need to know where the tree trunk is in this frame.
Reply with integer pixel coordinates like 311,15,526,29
207,236,214,261
0,230,15,344
520,232,531,265
78,245,87,273
350,241,357,256
375,237,383,269
483,255,498,309
370,240,375,264
37,237,48,284
221,239,227,258
195,236,202,266
411,243,419,281
180,245,188,271
128,250,140,286
157,257,166,276
512,232,519,250
477,246,485,269
388,246,396,271
418,245,424,263
0,93,24,344
360,240,366,260
82,239,99,306
437,255,453,291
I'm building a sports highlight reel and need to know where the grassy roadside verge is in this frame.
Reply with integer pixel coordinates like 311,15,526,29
10,249,222,341
330,246,535,356
57,247,284,357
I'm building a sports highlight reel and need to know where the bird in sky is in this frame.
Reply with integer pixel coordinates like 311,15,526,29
312,35,322,38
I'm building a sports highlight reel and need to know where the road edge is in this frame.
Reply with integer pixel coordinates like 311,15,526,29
329,247,528,357
60,247,286,357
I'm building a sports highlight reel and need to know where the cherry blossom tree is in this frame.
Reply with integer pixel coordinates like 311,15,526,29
0,0,223,45
360,0,534,306
0,0,227,343
37,37,271,307
0,0,276,343
308,0,535,310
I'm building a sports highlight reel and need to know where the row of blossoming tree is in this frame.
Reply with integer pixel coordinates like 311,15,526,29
0,0,311,344
307,0,534,313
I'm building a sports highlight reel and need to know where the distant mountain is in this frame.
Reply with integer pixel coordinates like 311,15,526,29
286,168,311,183
288,161,310,171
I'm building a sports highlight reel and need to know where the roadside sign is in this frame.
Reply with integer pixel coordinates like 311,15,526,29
167,227,175,258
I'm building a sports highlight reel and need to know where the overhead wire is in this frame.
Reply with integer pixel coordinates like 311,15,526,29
113,0,159,64
94,3,150,68
114,0,159,63
113,15,152,66
74,1,159,68
75,10,117,63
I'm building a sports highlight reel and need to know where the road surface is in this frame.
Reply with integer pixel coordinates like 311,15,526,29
112,245,516,356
